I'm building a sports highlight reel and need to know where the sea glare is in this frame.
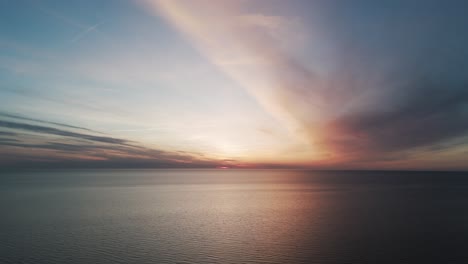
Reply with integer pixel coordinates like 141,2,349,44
1,169,468,264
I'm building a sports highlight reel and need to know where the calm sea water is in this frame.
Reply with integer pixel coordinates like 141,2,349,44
1,169,468,264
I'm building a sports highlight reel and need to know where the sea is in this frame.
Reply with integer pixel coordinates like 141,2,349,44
1,169,468,264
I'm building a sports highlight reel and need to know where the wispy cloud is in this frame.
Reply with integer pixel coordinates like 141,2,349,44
70,22,101,43
0,114,228,169
36,3,102,43
144,0,316,141
144,0,468,168
0,112,98,133
0,120,130,145
2,0,468,170
0,131,17,136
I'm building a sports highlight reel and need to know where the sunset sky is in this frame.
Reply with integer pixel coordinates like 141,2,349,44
1,0,468,170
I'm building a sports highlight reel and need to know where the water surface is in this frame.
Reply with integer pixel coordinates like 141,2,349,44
1,169,468,263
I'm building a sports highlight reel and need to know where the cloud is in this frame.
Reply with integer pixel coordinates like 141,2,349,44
146,0,468,167
144,0,318,140
0,112,97,133
36,3,102,43
0,120,130,145
70,22,101,43
325,80,468,155
0,131,17,136
0,115,225,169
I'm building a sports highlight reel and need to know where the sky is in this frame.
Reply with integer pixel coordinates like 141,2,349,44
1,0,468,170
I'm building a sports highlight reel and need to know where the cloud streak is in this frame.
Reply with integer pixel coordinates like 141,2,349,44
146,0,468,168
70,22,101,43
0,120,130,145
0,115,226,169
0,112,97,133
2,0,468,170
